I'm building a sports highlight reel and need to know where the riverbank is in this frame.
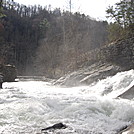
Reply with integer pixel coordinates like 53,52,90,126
53,61,122,86
54,35,134,86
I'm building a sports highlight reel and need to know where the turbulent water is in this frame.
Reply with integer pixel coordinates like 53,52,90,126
0,70,134,134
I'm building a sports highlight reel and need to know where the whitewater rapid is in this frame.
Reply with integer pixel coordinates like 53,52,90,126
0,70,134,134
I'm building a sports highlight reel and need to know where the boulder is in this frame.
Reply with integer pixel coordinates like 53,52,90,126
118,86,134,99
0,64,17,82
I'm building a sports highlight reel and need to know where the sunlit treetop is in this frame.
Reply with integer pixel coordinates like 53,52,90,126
106,0,134,28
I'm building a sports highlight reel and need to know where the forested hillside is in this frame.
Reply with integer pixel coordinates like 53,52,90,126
0,0,108,77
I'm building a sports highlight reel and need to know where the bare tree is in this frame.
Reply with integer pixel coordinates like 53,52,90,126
65,0,72,14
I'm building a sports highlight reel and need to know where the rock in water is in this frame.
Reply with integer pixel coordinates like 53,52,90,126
41,123,67,131
118,123,134,134
117,86,134,99
0,74,3,88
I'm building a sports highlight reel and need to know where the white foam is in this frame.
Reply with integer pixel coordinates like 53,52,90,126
0,70,134,133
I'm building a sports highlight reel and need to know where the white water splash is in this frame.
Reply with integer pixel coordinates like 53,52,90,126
0,70,134,134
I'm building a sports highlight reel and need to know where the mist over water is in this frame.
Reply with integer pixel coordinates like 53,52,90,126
0,70,134,134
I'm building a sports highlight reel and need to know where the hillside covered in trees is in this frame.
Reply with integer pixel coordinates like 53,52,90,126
0,0,133,78
0,0,109,77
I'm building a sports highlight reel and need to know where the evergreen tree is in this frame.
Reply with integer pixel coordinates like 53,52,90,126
106,0,134,40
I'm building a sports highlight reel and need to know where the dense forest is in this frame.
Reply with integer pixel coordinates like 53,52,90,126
0,0,133,78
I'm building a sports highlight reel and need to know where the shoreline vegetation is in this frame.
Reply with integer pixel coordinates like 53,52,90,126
0,0,133,78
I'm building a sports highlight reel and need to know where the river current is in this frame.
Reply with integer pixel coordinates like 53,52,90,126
0,70,134,134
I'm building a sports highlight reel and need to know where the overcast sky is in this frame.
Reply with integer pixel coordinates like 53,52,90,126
14,0,120,20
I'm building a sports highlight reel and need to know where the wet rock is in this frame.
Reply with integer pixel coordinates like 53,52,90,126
0,74,3,88
117,86,134,99
0,83,2,88
118,123,134,134
0,64,17,82
41,123,67,132
54,62,122,87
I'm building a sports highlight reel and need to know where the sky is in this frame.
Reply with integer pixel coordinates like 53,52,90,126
14,0,121,21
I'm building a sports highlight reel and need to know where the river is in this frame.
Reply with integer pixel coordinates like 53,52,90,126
0,70,134,134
